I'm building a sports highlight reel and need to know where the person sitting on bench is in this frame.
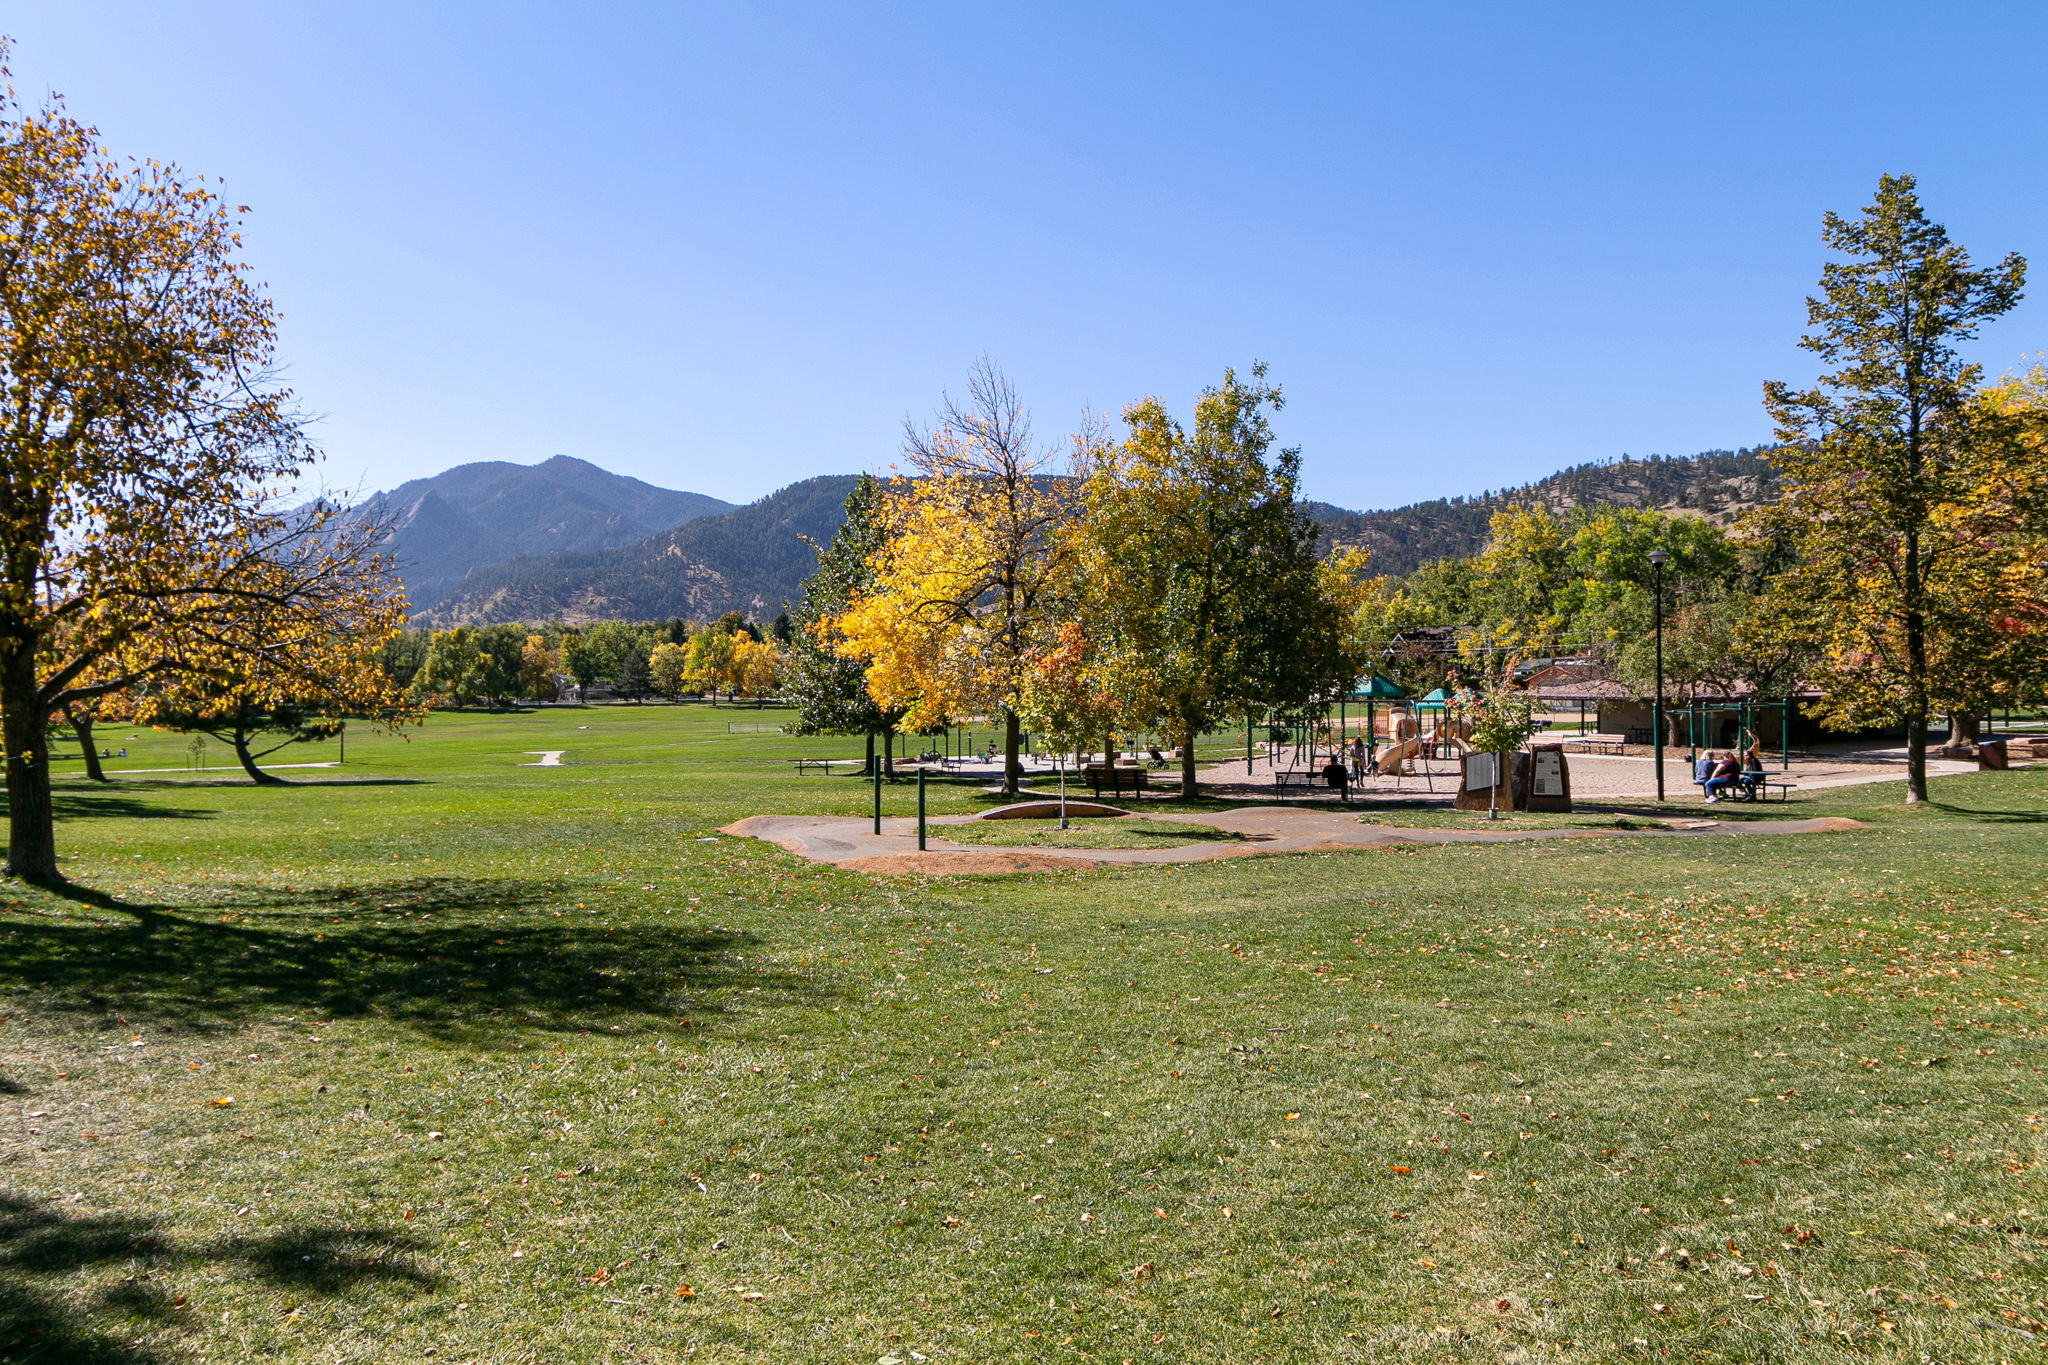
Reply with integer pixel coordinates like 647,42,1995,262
1703,752,1741,803
1320,757,1349,796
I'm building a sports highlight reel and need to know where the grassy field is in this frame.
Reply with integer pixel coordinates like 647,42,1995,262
2,703,2043,1363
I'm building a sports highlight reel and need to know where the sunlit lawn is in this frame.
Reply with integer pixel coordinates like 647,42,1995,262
2,703,2043,1362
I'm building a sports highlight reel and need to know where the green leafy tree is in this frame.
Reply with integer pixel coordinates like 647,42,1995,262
419,628,488,707
1467,678,1536,819
560,633,607,694
1079,364,1361,796
1759,174,2029,801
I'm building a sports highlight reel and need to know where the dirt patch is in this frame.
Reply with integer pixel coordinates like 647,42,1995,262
839,852,1088,875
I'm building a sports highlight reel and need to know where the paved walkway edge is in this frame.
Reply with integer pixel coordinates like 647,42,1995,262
720,808,1868,875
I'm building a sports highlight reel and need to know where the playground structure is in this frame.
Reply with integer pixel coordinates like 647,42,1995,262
1375,713,1473,775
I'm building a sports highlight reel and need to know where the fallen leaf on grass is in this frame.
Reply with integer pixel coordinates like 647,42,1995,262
1388,1165,1412,1174
208,1097,234,1107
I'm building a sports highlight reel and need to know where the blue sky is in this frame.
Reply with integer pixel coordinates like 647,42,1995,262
10,2,2046,511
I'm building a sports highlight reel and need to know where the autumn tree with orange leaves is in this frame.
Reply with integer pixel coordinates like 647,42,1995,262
0,44,410,878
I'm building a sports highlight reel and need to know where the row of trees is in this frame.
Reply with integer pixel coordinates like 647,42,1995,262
381,615,788,708
788,360,1376,796
1357,177,2048,802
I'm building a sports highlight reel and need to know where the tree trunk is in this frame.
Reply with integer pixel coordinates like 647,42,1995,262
864,731,876,778
883,729,895,779
231,729,287,785
1003,711,1022,797
70,709,109,783
1904,712,1928,805
3,647,59,881
1179,716,1200,798
1939,711,1981,756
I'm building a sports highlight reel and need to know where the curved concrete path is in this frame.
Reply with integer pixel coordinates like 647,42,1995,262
721,806,1865,875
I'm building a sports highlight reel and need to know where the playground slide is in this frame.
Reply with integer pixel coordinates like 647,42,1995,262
1377,734,1426,775
1377,726,1469,776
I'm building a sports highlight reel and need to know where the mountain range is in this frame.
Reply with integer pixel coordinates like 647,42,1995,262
366,448,1780,626
337,455,733,612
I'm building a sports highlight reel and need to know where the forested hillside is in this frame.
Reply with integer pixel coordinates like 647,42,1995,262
412,449,1780,624
1312,448,1777,575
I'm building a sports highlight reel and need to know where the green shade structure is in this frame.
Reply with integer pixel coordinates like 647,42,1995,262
1340,672,1408,754
1414,687,1453,712
1343,673,1408,701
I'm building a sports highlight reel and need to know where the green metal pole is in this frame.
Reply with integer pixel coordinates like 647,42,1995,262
1782,696,1791,771
916,768,927,851
1652,554,1666,802
1246,712,1253,776
872,764,882,835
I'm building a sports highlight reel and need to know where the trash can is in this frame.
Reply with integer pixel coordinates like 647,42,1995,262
1978,737,2009,771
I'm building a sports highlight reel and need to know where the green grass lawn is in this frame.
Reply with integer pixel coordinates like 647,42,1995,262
2,703,2043,1362
939,818,1242,850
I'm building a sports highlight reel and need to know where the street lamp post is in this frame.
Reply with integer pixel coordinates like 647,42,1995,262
1649,549,1670,801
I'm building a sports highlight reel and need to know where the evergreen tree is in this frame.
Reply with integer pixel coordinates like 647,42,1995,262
1760,174,2030,801
785,475,905,773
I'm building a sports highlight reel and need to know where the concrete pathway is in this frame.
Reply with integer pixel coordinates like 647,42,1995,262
521,751,566,767
721,806,1865,875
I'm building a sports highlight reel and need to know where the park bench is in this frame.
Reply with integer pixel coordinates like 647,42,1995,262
1083,764,1149,799
790,758,865,776
1276,767,1353,798
1564,733,1626,755
1697,772,1797,803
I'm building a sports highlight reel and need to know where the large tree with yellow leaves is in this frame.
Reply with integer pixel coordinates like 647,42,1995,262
833,361,1078,795
0,46,407,878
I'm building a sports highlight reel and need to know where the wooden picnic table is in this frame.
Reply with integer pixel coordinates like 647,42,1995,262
789,758,866,776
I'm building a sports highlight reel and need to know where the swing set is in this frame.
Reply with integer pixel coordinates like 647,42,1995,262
1662,697,1793,770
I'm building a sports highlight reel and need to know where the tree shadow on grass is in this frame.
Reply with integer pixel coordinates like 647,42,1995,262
0,1192,435,1364
0,876,806,1042
1929,800,2048,824
0,788,216,823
